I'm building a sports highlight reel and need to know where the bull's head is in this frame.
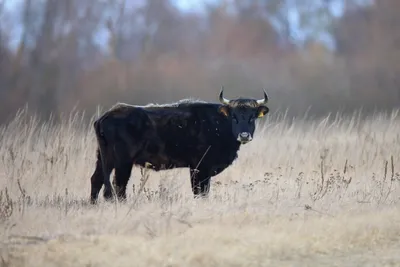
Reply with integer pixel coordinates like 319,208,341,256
218,86,269,144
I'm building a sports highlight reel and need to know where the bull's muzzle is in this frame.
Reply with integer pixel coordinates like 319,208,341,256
237,132,253,144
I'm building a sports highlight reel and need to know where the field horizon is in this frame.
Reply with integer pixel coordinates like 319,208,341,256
1,107,400,266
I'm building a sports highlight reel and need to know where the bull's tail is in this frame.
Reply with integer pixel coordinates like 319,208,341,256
94,118,106,145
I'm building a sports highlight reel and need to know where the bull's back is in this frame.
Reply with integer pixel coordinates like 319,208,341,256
95,104,156,156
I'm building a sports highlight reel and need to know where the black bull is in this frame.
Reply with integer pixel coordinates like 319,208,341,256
89,88,270,204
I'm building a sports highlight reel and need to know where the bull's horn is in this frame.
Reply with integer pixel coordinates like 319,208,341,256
256,88,269,105
219,86,230,104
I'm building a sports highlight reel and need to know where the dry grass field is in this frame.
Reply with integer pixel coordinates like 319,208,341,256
1,108,400,267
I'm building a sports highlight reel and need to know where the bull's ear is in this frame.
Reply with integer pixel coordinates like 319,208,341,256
256,106,269,118
218,105,230,117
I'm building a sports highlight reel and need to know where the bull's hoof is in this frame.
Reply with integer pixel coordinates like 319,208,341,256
103,189,113,201
116,194,127,203
117,198,127,204
89,198,98,205
193,193,209,200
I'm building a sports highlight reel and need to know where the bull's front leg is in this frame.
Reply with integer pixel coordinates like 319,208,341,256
190,168,211,198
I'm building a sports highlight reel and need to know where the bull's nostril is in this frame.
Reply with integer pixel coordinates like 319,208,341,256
237,132,252,144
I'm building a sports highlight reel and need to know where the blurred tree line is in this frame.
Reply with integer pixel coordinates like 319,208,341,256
0,0,399,123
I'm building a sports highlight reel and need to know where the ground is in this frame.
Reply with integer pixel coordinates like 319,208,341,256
1,108,400,267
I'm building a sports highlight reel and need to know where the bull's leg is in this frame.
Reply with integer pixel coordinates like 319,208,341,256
112,160,134,202
190,168,212,198
90,151,104,204
101,157,114,201
89,149,113,203
102,169,114,201
93,119,114,202
96,145,114,201
190,164,229,199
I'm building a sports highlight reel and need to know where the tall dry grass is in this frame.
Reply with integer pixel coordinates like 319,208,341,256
1,107,400,266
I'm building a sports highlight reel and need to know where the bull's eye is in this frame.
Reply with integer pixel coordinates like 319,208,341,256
232,115,239,124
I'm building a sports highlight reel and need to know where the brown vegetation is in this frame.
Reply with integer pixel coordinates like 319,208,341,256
0,109,400,266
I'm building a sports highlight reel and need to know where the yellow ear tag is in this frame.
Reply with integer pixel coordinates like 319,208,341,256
257,112,264,118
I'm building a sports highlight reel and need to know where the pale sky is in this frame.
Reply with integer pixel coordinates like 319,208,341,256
175,0,345,48
3,0,347,50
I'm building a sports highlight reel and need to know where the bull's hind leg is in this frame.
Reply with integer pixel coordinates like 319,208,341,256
112,160,134,202
90,150,104,204
90,149,114,203
93,120,115,202
97,145,117,202
102,167,114,201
